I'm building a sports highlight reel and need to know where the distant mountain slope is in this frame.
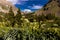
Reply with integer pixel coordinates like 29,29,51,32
0,0,18,14
35,0,60,16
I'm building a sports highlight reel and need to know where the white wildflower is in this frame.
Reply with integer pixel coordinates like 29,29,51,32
41,24,46,27
24,19,29,23
22,16,25,18
30,23,33,25
21,18,23,20
34,19,36,22
53,24,58,26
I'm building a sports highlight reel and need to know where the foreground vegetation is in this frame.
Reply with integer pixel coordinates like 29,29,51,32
0,7,60,40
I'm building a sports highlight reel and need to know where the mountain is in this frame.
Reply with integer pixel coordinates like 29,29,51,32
35,0,60,16
0,0,18,14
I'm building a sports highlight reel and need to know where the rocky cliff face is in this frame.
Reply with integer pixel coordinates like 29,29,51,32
0,0,18,14
35,0,60,16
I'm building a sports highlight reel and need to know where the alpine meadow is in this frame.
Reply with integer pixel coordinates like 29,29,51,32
0,0,60,40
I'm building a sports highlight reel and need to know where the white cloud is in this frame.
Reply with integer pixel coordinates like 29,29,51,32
32,5,43,9
6,0,19,4
22,9,32,13
28,5,43,9
20,0,29,1
6,0,29,5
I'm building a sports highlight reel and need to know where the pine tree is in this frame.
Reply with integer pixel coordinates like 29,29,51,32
45,13,55,20
7,7,15,27
15,8,22,27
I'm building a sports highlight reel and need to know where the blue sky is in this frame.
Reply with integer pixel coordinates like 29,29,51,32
6,0,49,12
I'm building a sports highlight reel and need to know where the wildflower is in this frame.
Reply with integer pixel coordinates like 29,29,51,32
30,23,33,25
22,16,25,18
53,24,58,27
24,19,29,23
41,24,46,27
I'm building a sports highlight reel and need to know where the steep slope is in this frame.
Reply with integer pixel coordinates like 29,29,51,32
0,0,18,14
35,0,60,16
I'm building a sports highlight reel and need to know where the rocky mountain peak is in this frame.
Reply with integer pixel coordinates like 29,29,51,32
0,0,18,14
35,0,60,16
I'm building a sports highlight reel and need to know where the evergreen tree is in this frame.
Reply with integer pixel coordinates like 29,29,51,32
15,8,22,27
35,14,46,27
45,13,55,20
7,7,15,27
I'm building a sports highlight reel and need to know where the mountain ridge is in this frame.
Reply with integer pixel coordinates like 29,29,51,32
35,0,60,17
0,0,18,14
